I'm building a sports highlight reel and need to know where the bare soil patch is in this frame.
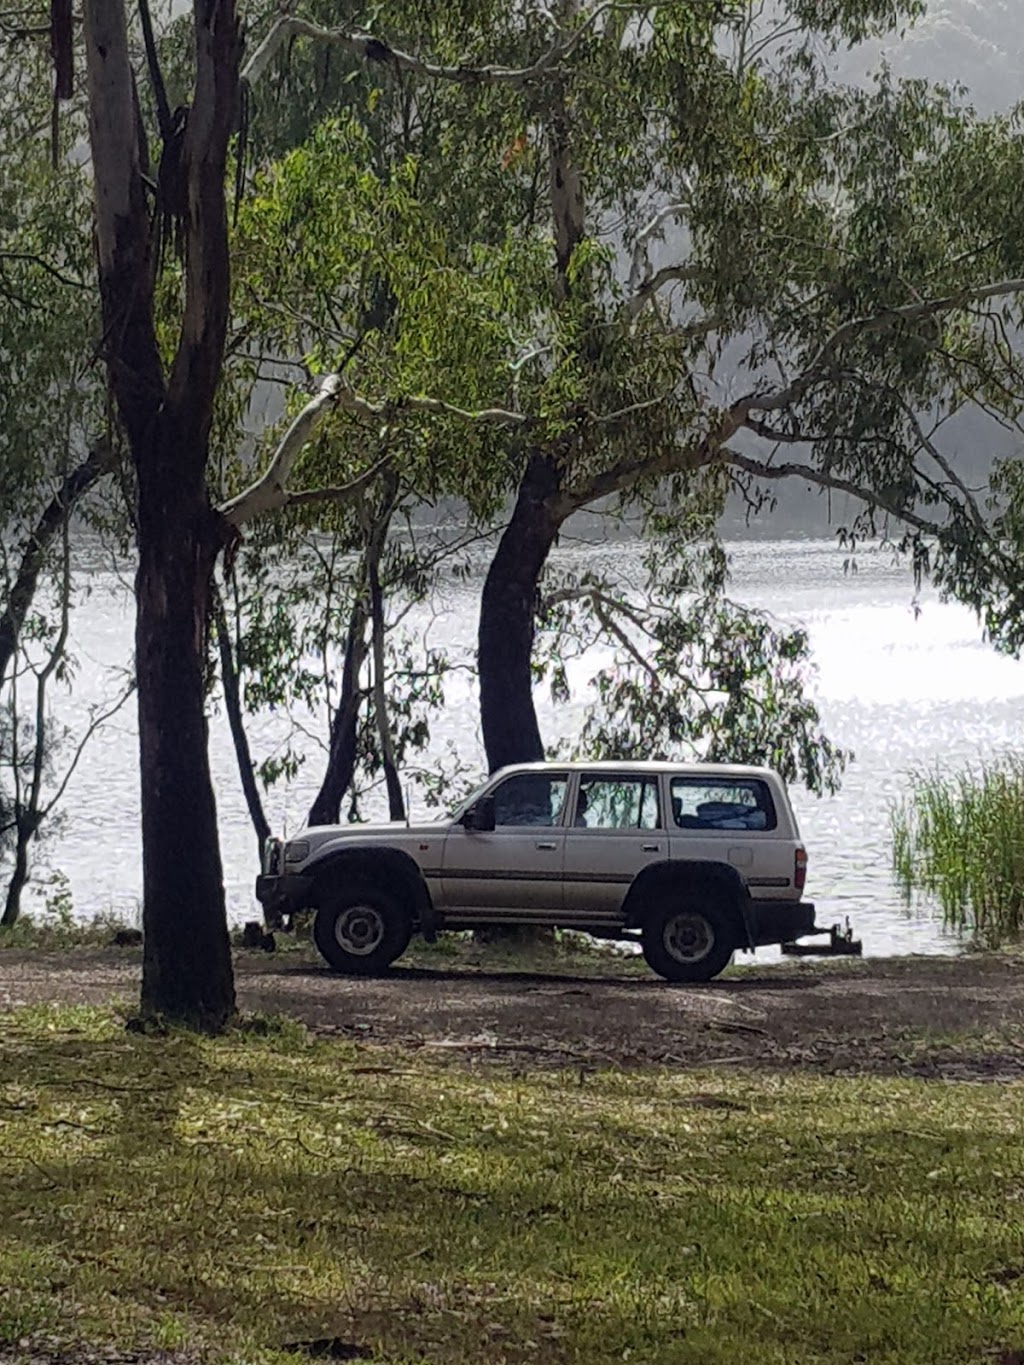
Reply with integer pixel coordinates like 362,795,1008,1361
3,944,1024,1079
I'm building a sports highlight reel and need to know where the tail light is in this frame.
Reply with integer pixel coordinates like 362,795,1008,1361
794,847,807,894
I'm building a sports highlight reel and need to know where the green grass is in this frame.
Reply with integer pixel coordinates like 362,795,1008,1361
3,1006,1024,1362
0,908,142,951
892,758,1024,944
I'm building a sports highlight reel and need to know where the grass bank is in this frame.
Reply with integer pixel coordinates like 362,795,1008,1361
2,1005,1024,1364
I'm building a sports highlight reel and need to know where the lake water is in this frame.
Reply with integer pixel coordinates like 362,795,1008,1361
37,535,1024,957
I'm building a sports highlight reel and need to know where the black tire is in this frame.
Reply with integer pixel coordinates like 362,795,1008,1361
313,879,412,975
641,896,735,983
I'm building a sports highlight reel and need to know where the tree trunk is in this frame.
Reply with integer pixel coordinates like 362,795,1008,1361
83,0,239,1029
478,453,564,772
136,422,235,1030
307,596,368,826
0,445,113,692
213,586,270,861
367,516,404,821
1,827,29,928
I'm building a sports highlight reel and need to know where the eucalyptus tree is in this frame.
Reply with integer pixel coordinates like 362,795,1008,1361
0,31,124,921
49,0,1024,1023
245,2,1024,776
209,100,541,832
63,0,604,1025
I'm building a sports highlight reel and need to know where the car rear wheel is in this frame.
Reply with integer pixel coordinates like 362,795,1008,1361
641,898,735,983
313,880,412,975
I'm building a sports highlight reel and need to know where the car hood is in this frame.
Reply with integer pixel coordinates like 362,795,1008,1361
293,822,447,855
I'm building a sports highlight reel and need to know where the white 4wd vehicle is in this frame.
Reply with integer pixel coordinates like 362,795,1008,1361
256,761,855,983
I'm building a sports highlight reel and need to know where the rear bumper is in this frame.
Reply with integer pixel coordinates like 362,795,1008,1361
750,899,816,946
255,873,314,928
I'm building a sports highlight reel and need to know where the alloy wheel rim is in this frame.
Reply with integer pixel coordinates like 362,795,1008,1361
663,911,714,964
335,904,386,956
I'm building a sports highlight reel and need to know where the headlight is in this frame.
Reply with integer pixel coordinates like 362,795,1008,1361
284,840,309,865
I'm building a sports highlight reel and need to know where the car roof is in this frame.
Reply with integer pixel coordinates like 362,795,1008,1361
491,760,778,780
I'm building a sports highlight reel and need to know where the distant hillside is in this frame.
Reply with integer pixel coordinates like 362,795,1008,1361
851,0,1023,114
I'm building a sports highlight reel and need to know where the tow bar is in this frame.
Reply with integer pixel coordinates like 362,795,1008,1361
781,917,862,958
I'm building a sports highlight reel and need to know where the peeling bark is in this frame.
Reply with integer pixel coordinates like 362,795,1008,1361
83,0,240,1029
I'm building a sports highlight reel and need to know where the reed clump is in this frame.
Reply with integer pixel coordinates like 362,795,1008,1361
892,757,1024,944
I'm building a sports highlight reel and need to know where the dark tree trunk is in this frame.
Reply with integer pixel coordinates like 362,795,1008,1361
83,0,239,1030
365,478,404,821
0,445,113,691
1,827,30,928
213,587,270,861
478,454,564,772
136,422,235,1030
307,596,368,826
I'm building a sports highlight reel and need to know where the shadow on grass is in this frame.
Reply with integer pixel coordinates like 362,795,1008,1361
6,1017,1024,1362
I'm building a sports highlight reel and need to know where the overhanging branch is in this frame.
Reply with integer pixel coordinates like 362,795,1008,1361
746,278,1024,415
243,2,616,89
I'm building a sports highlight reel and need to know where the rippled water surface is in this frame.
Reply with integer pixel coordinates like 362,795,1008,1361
46,537,1024,956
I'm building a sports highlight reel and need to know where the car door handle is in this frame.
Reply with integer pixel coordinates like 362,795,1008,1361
642,844,660,852
535,841,557,851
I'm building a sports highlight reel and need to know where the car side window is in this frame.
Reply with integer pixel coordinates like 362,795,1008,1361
574,777,661,830
670,778,776,831
491,774,568,827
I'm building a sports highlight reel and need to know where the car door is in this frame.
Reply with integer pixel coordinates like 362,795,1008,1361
440,771,569,921
562,772,665,923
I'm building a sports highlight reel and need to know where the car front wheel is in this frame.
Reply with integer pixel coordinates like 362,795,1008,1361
313,880,412,975
641,898,734,983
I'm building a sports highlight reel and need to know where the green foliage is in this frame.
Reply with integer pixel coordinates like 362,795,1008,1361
0,51,98,522
892,758,1024,944
220,512,473,817
538,491,848,794
192,0,1024,804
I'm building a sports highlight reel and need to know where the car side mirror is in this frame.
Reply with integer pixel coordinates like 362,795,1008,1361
463,794,496,832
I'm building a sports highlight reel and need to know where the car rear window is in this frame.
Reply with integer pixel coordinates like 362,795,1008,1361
669,777,777,832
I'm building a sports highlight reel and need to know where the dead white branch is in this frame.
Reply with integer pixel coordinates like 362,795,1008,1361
243,2,616,90
220,372,530,529
220,373,343,526
625,263,703,320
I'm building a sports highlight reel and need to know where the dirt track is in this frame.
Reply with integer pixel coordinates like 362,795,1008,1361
4,945,1024,1079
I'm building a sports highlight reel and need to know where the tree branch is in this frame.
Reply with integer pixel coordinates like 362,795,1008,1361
335,384,530,428
220,373,345,526
745,279,1024,415
625,263,702,320
83,0,164,446
0,442,114,691
166,0,242,441
717,447,942,535
242,3,615,90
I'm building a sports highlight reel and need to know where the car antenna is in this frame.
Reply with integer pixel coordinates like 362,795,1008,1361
404,783,411,828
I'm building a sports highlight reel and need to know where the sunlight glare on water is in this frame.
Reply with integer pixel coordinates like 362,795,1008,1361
42,537,1024,958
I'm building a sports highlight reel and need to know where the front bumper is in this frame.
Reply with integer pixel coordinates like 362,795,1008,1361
255,872,314,929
